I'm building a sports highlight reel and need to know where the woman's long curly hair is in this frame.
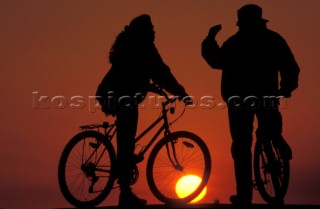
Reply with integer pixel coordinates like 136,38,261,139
109,14,153,64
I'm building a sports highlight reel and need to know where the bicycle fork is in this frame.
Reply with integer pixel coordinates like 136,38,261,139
165,139,183,171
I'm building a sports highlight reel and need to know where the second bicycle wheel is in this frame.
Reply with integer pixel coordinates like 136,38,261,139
58,131,117,208
147,131,211,205
253,138,290,204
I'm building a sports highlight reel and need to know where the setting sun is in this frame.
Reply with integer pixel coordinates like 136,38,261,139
175,175,207,203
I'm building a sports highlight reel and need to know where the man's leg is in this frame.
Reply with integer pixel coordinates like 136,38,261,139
228,107,254,204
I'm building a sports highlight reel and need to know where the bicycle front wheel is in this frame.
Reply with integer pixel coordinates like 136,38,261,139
58,131,117,208
147,131,211,205
253,138,290,204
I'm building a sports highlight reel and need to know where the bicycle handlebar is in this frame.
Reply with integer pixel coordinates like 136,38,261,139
148,83,193,107
148,83,178,106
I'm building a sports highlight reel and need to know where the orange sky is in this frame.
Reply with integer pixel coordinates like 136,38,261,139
1,1,320,208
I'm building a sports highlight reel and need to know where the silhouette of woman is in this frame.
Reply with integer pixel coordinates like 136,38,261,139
96,14,190,208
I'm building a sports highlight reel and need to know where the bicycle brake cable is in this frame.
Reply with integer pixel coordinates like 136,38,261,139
169,102,186,126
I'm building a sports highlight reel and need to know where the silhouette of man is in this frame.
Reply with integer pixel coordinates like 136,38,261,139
96,14,190,208
202,4,299,206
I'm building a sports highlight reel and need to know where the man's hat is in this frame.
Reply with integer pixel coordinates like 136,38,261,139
237,4,268,25
129,14,152,30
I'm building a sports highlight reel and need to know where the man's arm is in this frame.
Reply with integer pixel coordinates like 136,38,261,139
201,25,223,69
278,37,300,97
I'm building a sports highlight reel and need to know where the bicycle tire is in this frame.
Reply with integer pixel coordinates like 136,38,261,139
58,131,117,208
147,131,211,205
253,138,290,204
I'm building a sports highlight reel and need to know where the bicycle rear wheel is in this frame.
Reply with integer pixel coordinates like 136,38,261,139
58,131,116,208
147,131,211,205
253,138,290,204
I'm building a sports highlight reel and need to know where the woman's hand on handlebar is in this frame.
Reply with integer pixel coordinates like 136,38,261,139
182,96,193,105
179,92,193,105
148,83,193,105
148,83,164,96
164,95,192,106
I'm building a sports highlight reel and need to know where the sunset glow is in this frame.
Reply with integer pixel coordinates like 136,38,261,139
175,174,207,203
1,1,319,208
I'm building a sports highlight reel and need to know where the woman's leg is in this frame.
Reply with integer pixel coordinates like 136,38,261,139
116,106,138,192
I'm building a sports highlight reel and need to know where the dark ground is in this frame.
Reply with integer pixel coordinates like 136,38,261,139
58,203,319,209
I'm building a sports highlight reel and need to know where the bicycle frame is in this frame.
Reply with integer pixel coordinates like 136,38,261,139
58,84,211,207
135,100,184,170
97,97,182,169
134,102,171,156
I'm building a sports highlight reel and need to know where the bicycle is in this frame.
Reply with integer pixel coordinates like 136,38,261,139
58,84,211,208
253,124,290,204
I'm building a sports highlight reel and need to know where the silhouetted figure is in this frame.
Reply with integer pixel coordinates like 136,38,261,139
96,14,190,208
202,4,300,206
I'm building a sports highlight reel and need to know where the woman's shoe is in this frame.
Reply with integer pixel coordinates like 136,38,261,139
118,190,147,208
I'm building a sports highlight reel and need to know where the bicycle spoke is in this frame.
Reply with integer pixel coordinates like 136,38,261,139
254,138,290,204
147,131,211,204
58,131,116,208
